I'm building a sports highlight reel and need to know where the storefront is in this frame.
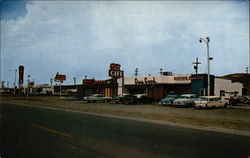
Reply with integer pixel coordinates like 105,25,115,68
82,79,118,97
118,75,192,100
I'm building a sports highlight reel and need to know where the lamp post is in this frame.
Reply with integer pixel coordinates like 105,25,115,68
199,37,211,96
27,74,31,100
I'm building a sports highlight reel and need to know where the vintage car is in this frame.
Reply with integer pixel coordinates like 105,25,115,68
123,94,153,105
111,93,131,104
84,94,111,103
194,96,228,108
237,96,250,104
123,94,138,104
173,94,197,107
159,94,179,105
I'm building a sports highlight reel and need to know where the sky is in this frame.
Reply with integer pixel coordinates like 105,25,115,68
1,0,249,86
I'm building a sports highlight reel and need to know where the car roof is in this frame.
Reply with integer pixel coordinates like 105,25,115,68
181,94,196,96
199,96,220,99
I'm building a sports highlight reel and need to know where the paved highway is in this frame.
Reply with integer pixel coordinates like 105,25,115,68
1,103,249,158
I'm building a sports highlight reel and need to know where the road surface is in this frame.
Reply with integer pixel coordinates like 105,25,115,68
1,103,249,158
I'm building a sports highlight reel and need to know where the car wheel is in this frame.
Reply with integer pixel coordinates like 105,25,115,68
224,103,228,107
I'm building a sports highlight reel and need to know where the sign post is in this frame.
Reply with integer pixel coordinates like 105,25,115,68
108,63,124,96
54,72,66,96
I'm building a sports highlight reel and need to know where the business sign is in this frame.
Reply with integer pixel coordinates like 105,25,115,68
83,79,108,85
174,76,191,81
110,63,121,71
109,63,123,78
135,77,157,85
18,65,24,85
54,72,66,82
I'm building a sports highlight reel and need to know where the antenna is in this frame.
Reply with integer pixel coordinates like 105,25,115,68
192,57,201,74
134,68,139,77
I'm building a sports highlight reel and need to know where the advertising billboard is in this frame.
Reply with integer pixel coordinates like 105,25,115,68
54,72,66,82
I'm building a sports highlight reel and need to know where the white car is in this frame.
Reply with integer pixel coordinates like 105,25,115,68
173,94,197,107
194,96,228,108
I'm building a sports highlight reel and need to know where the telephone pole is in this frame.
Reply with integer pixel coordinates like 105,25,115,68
160,68,163,75
134,68,139,77
192,57,201,74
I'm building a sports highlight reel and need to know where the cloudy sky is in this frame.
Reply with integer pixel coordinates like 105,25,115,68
1,0,249,85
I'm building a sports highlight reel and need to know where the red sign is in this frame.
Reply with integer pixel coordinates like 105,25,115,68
54,72,66,82
110,63,121,71
174,76,191,80
135,77,157,85
19,65,24,84
83,79,108,85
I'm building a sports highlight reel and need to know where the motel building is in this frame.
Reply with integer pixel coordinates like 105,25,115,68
117,73,243,100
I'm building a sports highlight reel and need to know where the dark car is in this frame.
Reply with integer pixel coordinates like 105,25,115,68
238,96,250,104
112,93,131,104
123,94,138,104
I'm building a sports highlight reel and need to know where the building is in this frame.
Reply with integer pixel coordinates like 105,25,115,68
215,78,243,96
118,74,191,100
117,73,243,100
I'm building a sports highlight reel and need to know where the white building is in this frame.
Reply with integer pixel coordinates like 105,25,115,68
215,78,243,96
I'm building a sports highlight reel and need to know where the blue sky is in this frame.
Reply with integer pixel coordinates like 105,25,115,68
1,1,249,86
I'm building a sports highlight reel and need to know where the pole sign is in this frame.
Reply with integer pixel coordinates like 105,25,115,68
54,72,66,82
18,65,24,84
109,63,123,78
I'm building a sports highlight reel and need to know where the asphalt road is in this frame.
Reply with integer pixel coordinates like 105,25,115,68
1,103,249,158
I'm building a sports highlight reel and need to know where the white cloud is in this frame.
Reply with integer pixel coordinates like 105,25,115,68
1,1,249,85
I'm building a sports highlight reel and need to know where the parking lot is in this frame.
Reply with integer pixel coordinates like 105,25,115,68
1,96,250,136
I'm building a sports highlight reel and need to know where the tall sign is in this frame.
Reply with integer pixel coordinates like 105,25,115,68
18,65,24,87
108,63,124,94
54,72,66,96
54,72,66,82
108,63,124,79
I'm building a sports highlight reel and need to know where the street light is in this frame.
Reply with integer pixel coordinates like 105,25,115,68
199,37,212,96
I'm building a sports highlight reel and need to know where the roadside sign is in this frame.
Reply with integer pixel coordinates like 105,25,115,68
54,72,66,82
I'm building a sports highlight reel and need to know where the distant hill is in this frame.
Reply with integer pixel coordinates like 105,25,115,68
216,73,250,86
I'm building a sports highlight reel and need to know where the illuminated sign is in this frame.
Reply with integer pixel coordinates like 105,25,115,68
135,77,157,85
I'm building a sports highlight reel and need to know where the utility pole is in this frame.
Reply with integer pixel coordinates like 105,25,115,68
134,68,139,77
50,78,53,86
73,77,76,85
160,68,163,75
27,74,31,100
246,67,249,74
192,57,201,74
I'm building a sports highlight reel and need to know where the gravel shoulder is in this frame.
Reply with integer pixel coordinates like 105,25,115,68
1,96,250,136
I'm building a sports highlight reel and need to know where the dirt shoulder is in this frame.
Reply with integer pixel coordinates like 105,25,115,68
1,96,250,136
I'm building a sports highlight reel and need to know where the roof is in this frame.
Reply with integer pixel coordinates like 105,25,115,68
199,96,220,98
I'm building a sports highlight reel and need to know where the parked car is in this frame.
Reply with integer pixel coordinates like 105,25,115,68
237,96,250,104
173,94,197,107
122,94,153,105
133,94,153,104
194,96,228,108
123,94,138,104
84,94,111,103
112,93,131,104
159,94,180,105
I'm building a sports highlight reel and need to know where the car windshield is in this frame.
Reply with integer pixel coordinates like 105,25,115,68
180,96,189,99
198,97,207,101
165,95,176,99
